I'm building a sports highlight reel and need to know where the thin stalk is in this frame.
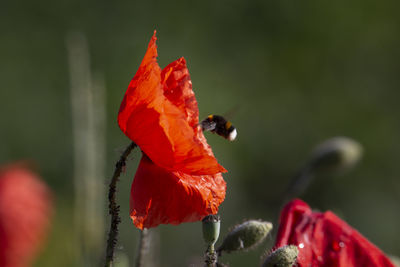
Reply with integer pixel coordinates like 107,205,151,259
281,165,314,205
67,31,106,266
205,245,217,267
135,228,149,267
105,142,137,267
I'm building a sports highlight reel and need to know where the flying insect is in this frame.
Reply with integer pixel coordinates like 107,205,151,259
200,115,237,141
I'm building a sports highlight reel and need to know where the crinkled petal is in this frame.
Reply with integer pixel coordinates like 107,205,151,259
275,199,395,267
161,57,198,127
129,154,226,229
0,164,53,267
275,199,311,248
118,31,226,175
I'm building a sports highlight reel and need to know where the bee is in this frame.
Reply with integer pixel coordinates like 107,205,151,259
200,115,237,141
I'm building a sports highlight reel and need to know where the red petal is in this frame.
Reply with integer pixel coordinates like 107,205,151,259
129,154,226,229
275,199,311,248
275,199,395,267
0,164,53,267
161,57,198,128
118,32,226,175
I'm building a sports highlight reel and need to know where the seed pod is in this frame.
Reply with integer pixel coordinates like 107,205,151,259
262,245,299,267
202,215,221,247
217,220,272,254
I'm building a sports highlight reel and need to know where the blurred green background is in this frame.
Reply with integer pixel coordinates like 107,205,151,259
1,0,400,266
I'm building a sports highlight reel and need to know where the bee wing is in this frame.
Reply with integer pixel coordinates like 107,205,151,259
222,104,240,120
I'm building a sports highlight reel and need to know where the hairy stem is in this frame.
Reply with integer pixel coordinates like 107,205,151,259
105,142,137,267
205,245,217,267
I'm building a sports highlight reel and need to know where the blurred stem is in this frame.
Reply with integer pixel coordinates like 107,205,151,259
281,165,314,204
105,142,137,267
135,228,149,267
67,31,106,266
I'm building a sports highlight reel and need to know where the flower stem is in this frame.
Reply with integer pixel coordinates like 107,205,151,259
105,142,137,267
205,244,217,267
135,228,149,267
281,166,313,204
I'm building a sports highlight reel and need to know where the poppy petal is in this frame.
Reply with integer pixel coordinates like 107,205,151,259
161,57,198,128
275,199,395,267
118,32,226,175
129,154,226,229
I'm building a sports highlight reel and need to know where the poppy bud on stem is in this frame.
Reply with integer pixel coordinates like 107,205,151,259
217,220,273,255
262,245,299,267
202,215,221,267
283,137,362,202
105,142,137,267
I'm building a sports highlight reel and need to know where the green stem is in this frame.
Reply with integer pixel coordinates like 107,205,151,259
104,142,137,267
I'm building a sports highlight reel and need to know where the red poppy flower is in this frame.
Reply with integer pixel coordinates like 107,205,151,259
118,31,227,229
275,199,395,267
0,163,53,267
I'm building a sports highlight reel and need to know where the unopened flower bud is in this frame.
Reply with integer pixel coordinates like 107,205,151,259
217,220,272,254
202,215,221,247
309,136,363,174
262,245,299,267
390,255,400,267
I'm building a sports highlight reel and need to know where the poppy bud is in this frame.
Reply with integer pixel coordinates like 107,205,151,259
284,137,363,200
217,220,272,254
389,256,400,267
202,215,221,247
309,136,363,174
262,245,299,267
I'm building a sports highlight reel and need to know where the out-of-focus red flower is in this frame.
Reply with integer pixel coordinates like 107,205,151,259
275,199,395,267
0,163,53,267
118,31,227,229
